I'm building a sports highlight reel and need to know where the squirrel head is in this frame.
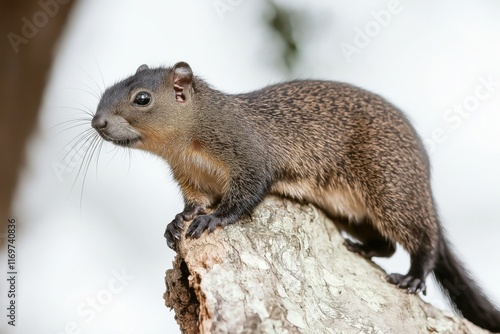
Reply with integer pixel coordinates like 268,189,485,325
91,61,195,152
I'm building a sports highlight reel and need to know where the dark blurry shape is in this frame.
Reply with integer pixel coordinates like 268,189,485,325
0,1,76,239
266,1,299,73
264,1,331,76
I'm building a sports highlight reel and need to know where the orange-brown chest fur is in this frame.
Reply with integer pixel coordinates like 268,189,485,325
164,140,230,205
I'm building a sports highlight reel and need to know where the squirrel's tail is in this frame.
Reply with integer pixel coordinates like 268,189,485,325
433,232,500,332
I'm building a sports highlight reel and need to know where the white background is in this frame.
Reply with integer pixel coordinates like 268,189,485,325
2,0,500,333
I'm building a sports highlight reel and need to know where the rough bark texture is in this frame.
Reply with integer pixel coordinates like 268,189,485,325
164,196,492,334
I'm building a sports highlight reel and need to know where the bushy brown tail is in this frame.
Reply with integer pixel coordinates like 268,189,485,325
434,233,500,332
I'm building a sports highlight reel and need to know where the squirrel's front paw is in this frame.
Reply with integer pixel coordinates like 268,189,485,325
185,214,226,239
165,205,207,250
164,213,186,250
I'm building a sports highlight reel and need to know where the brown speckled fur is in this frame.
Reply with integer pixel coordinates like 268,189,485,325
92,63,500,332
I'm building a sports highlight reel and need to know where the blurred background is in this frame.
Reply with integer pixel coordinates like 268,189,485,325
1,0,500,333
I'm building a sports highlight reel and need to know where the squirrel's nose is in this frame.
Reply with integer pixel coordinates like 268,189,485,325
91,115,107,130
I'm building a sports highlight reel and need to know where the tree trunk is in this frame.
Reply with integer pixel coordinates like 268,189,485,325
164,196,491,334
0,0,75,234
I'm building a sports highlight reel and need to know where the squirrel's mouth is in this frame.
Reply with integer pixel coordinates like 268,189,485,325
99,132,140,148
110,137,140,147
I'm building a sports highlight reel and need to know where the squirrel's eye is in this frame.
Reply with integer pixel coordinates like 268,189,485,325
133,91,151,106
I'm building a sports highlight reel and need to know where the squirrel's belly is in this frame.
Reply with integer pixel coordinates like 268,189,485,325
270,181,368,222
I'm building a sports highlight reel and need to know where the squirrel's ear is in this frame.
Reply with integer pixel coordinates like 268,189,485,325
136,64,149,73
172,61,193,103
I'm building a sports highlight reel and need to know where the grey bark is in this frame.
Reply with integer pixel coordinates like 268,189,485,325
164,196,491,334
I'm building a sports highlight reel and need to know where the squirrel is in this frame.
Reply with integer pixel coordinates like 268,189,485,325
91,61,500,332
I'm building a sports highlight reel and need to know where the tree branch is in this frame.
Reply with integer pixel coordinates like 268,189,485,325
165,196,491,334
